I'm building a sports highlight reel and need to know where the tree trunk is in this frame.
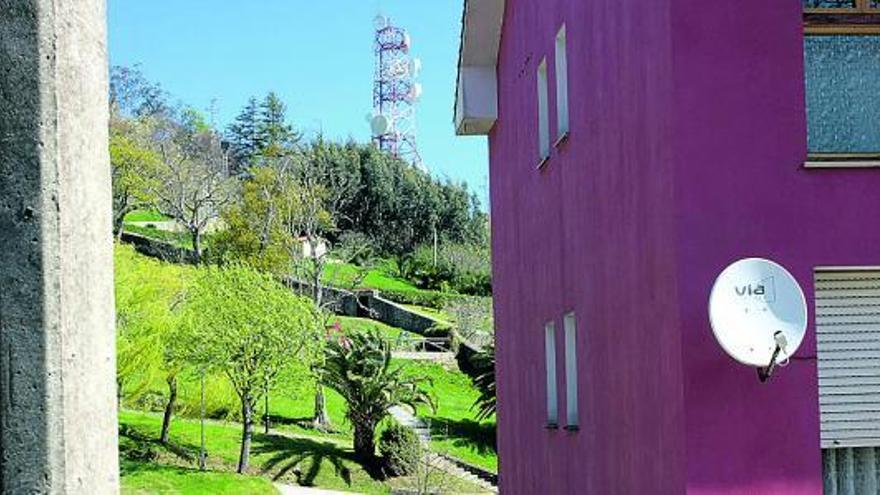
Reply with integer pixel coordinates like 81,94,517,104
312,386,331,430
263,390,270,435
311,251,323,308
353,422,376,464
192,228,202,263
160,375,177,444
113,199,129,241
114,213,125,241
432,222,438,267
237,394,254,474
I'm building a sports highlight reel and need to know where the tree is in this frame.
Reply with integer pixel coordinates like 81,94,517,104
109,120,160,238
177,265,322,473
226,97,261,175
211,166,294,274
150,112,235,262
318,330,434,464
110,64,171,118
226,92,299,174
114,244,194,443
470,343,496,421
270,140,362,429
257,92,300,157
214,144,371,429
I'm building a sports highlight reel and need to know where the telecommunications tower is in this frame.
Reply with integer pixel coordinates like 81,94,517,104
369,15,424,169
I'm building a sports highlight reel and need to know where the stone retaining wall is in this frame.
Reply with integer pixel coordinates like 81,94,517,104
120,231,199,264
359,291,447,335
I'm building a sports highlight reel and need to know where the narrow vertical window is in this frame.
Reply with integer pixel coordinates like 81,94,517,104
537,58,550,164
544,321,558,426
564,312,579,428
555,24,569,140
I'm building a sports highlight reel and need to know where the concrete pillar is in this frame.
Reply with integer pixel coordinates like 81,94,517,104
0,0,119,493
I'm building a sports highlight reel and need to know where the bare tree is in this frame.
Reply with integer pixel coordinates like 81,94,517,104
150,116,235,262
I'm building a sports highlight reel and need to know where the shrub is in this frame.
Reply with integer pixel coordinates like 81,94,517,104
379,287,453,309
379,421,421,477
396,243,492,297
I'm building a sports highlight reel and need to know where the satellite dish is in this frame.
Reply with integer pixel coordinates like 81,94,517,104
708,258,807,368
402,32,411,52
410,83,423,100
373,15,389,30
370,114,390,137
409,58,422,76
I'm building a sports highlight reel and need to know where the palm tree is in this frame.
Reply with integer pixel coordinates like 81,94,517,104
470,343,496,421
318,330,434,464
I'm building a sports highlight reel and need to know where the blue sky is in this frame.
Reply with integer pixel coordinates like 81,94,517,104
108,0,489,205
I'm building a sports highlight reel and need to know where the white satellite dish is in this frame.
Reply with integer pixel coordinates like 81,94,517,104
402,32,411,51
409,58,422,76
410,83,423,100
370,114,390,137
708,258,807,371
373,15,389,30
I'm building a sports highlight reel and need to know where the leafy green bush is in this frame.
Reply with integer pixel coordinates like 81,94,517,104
379,421,421,477
397,244,491,297
380,287,453,309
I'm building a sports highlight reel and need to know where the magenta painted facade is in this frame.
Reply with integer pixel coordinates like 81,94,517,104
473,0,880,493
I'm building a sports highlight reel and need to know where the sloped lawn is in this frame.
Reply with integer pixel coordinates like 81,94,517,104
121,460,277,494
398,361,497,472
120,410,388,494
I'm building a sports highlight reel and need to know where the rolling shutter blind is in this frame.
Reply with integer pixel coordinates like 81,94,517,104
817,269,880,449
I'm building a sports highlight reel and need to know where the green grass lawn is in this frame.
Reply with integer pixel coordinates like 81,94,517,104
322,261,417,293
334,316,405,341
120,410,388,494
125,358,497,477
124,209,172,223
399,361,497,473
120,410,488,494
121,460,277,495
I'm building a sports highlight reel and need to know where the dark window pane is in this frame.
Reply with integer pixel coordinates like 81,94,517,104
803,0,856,7
805,35,880,154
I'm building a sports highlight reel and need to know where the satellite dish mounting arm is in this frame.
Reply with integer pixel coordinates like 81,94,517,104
757,331,788,383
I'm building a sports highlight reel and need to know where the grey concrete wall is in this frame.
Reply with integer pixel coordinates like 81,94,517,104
0,0,119,492
361,294,446,335
283,278,360,317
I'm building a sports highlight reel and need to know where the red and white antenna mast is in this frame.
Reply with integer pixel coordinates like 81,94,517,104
369,15,424,169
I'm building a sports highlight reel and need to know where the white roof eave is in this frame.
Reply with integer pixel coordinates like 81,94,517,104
454,0,504,136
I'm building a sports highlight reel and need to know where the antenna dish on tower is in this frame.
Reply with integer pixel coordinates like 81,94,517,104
708,258,808,379
370,15,423,169
409,58,422,76
370,114,390,137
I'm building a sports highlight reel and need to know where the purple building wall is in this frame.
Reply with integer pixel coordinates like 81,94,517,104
490,0,684,492
487,0,880,493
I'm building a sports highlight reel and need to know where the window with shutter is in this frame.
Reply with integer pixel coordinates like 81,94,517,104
816,268,880,493
803,0,880,165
